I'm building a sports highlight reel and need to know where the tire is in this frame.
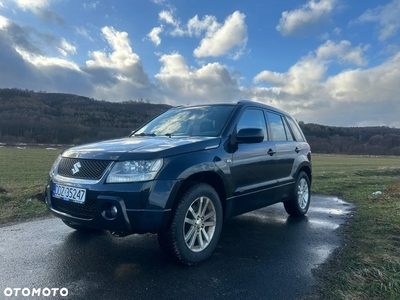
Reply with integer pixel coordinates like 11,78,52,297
62,219,102,232
284,171,311,217
158,183,223,265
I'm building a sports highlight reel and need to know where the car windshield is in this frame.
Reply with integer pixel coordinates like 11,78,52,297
133,105,235,137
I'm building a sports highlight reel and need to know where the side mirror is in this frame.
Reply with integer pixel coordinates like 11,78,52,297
236,128,264,144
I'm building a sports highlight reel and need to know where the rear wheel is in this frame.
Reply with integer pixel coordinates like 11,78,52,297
158,183,223,265
284,171,311,216
62,220,102,232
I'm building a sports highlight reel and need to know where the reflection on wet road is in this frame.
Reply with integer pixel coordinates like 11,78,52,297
0,195,353,300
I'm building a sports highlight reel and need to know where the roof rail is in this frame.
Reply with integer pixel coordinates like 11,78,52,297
236,100,254,104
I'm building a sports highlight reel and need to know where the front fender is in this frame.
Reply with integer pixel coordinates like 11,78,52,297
156,148,232,208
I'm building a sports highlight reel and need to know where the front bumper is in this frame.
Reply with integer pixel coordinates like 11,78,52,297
45,178,181,234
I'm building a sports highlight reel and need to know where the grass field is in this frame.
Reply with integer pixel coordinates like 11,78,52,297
0,147,60,225
0,148,399,299
310,155,400,300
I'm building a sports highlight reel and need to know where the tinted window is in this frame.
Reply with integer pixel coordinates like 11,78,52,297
237,109,267,140
286,117,305,142
283,118,294,141
266,112,287,141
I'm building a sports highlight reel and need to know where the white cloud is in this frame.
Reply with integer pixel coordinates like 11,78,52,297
254,40,369,96
325,52,400,103
86,26,141,70
14,0,49,11
83,1,99,10
250,41,400,127
61,38,76,54
153,10,247,59
0,18,153,100
0,1,5,8
319,32,330,40
383,44,400,55
187,15,218,37
354,0,400,41
15,47,80,70
159,10,174,24
150,0,166,4
276,0,336,36
85,26,152,101
0,14,8,29
159,10,184,36
75,26,93,41
0,17,77,68
147,26,163,46
316,40,369,66
193,11,247,60
333,27,341,35
13,0,63,23
154,53,240,103
254,54,326,95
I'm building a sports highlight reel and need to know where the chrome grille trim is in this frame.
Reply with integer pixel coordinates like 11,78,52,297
53,175,101,185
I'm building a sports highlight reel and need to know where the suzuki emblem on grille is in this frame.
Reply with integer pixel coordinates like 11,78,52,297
72,162,82,174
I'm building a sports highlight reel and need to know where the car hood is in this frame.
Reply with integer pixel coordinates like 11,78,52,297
61,136,221,160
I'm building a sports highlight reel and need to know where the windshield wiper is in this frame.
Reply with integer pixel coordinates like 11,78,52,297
165,133,173,138
134,132,156,137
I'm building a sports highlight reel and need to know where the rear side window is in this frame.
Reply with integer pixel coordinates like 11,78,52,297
266,112,288,141
282,118,294,141
237,109,267,140
286,117,305,142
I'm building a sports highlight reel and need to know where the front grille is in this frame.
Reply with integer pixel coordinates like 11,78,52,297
57,158,111,180
51,197,96,219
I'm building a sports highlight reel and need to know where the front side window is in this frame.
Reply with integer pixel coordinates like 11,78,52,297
237,109,267,140
134,105,235,137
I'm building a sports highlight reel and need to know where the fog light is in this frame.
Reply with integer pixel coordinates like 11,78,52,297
110,206,118,217
102,205,118,220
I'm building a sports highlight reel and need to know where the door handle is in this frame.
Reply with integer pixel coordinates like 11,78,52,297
267,149,276,156
295,147,300,153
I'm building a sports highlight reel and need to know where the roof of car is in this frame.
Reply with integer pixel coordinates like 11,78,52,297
174,100,291,117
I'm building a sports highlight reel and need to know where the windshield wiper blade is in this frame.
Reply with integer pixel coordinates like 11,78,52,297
134,132,156,137
165,133,173,138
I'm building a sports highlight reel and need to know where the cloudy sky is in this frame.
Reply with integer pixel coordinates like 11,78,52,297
0,0,399,126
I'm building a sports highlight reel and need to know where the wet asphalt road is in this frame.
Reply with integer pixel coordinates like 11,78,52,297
0,195,353,300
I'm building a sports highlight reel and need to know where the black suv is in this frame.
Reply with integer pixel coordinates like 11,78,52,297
45,100,312,265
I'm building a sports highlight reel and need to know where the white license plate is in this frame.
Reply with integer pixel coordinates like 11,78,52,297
52,184,86,204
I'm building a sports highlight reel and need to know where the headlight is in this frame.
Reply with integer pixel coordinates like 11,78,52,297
49,155,62,178
106,159,163,183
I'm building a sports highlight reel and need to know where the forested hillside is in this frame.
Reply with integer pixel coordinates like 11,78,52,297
1,88,399,155
0,88,171,144
299,123,400,156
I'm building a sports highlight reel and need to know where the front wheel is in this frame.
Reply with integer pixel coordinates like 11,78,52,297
158,183,223,265
284,171,311,216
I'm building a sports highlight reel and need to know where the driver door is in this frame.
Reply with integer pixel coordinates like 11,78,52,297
229,109,277,215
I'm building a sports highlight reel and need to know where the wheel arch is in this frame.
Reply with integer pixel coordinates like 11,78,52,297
297,164,312,185
171,171,227,219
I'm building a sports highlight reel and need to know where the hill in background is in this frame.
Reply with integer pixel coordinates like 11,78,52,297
300,123,400,156
0,88,171,145
1,88,400,155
